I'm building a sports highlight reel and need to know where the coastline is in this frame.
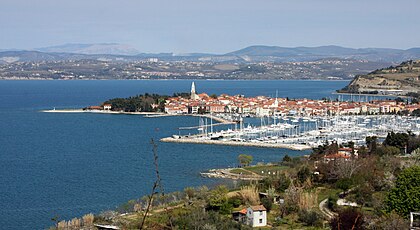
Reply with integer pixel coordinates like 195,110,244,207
41,109,234,124
333,92,405,98
41,109,165,115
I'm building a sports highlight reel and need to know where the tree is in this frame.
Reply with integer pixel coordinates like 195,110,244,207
282,154,292,163
383,132,409,152
274,173,291,192
376,146,401,156
297,166,311,184
238,154,253,167
385,166,420,217
335,178,353,194
261,197,273,212
366,136,378,154
408,135,420,154
207,185,229,211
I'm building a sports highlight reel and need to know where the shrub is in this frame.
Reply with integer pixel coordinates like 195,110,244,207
297,166,311,184
282,154,292,163
385,165,420,217
330,208,364,230
261,197,273,212
298,209,323,227
335,178,353,193
327,195,338,212
274,173,291,193
228,196,242,208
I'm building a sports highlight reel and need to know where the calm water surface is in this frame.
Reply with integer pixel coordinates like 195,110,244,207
0,80,348,229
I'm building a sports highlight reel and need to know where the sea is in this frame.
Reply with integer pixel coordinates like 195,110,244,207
0,80,349,229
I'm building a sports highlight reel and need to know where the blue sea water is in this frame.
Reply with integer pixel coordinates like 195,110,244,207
0,80,348,229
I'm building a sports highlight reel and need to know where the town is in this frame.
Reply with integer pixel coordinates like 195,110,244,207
164,82,420,117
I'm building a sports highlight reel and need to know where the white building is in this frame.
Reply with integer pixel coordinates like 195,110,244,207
103,104,112,110
246,205,267,227
190,82,200,100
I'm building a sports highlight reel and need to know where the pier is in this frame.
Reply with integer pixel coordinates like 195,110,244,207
161,136,312,150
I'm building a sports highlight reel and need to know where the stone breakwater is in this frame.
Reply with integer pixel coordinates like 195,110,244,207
160,137,311,151
200,168,265,180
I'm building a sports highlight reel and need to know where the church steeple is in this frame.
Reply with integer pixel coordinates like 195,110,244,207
191,82,196,94
191,81,198,100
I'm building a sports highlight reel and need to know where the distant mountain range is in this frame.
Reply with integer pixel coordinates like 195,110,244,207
1,44,420,63
35,43,140,56
227,45,420,62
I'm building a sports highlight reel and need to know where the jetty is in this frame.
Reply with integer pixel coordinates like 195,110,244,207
161,136,311,150
200,168,265,180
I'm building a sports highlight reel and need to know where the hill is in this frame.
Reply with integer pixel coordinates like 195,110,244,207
339,60,420,96
1,44,420,63
227,45,420,62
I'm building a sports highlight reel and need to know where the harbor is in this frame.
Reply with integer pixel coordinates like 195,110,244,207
161,114,420,150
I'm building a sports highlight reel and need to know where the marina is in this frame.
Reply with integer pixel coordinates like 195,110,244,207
162,114,420,149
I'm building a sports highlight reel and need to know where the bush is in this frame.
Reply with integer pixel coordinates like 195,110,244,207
274,173,291,193
353,183,374,207
385,165,420,217
297,166,312,184
330,208,364,230
282,154,292,163
327,195,338,212
298,209,323,227
261,197,273,212
335,178,353,193
228,196,242,208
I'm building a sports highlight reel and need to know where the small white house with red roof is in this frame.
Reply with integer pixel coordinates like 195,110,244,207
103,104,112,110
246,205,267,227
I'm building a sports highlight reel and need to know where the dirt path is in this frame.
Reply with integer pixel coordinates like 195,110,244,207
319,198,336,220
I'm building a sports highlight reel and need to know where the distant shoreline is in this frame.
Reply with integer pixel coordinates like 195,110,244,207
1,78,351,81
333,92,409,98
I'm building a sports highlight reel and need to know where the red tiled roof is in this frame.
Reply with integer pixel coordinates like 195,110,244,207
250,205,266,211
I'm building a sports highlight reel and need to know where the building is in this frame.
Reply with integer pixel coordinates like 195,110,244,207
246,205,267,227
103,104,112,110
190,82,200,100
232,208,247,223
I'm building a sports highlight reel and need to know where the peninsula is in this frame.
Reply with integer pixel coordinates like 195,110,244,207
339,60,420,98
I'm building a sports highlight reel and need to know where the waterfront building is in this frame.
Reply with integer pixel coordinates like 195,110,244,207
103,104,112,110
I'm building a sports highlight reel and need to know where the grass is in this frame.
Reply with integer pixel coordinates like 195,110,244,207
244,165,289,175
316,187,341,204
229,168,253,175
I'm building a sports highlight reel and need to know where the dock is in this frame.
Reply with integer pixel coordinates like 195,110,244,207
160,136,311,150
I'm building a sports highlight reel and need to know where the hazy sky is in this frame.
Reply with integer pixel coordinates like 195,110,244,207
1,0,419,53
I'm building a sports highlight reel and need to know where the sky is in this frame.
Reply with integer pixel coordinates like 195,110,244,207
1,0,419,53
